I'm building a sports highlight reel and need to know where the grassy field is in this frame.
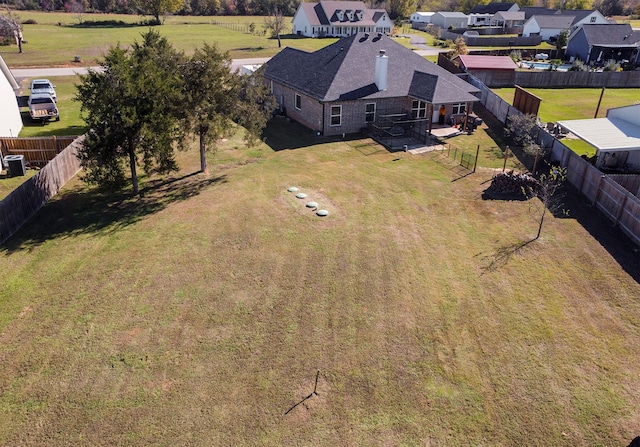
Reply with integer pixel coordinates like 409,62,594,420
0,11,420,67
492,87,640,157
0,12,335,66
1,118,639,446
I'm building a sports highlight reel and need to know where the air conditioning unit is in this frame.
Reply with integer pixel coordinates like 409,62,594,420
5,155,26,177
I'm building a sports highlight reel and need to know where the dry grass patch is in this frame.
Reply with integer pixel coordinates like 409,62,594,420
0,121,639,446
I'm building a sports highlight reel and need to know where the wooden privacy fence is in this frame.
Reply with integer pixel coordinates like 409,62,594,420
0,136,78,167
0,136,83,245
467,74,640,247
551,144,640,246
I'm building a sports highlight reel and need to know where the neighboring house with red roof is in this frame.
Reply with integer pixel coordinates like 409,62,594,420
263,32,480,139
452,55,517,86
292,1,393,38
0,54,22,138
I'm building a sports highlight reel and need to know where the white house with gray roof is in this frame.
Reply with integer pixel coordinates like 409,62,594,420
523,10,610,41
431,11,469,29
0,54,22,138
522,14,574,40
263,32,480,139
292,1,392,38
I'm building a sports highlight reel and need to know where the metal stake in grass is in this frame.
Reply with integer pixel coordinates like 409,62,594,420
284,370,320,415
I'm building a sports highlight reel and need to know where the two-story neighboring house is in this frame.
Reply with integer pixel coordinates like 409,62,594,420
522,14,575,41
0,54,22,138
561,9,610,34
263,32,480,139
522,9,610,41
292,1,393,38
565,23,640,64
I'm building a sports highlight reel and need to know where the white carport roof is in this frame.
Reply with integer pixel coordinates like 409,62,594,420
558,108,640,152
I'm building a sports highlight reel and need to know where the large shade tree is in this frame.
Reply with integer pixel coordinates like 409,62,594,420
180,44,240,174
180,45,275,173
0,8,23,53
75,31,185,195
132,0,182,23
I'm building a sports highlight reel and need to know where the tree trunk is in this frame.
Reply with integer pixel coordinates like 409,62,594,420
536,205,546,240
277,33,281,48
128,146,139,195
199,128,208,174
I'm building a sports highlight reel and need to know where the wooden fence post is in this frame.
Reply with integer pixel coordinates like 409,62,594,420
614,194,628,227
473,145,479,173
577,162,589,193
593,175,605,206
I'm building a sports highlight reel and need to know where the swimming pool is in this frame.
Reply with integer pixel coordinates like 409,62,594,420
525,62,572,71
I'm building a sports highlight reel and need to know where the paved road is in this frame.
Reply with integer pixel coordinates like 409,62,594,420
11,46,447,80
11,57,272,81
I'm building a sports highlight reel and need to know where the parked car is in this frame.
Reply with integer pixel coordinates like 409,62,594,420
30,79,57,102
28,93,59,122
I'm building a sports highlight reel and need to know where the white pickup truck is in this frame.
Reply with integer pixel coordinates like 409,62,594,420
28,93,60,122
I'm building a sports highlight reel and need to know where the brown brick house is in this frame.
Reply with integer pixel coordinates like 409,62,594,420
263,32,481,142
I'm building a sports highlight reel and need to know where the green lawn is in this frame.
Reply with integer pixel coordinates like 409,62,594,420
0,12,340,66
16,75,85,137
492,87,640,157
491,87,640,122
1,119,639,446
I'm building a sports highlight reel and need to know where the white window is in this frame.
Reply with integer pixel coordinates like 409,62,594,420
412,100,427,119
295,94,301,110
452,103,466,114
590,16,596,22
365,103,376,122
331,106,342,126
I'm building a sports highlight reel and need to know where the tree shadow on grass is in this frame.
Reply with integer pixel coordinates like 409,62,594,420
478,182,640,282
478,238,537,274
1,171,226,253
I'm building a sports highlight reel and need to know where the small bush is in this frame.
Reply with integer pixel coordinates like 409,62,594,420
22,18,37,25
569,59,588,71
603,59,620,72
139,18,160,26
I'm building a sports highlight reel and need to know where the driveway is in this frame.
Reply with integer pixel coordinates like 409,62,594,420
398,34,450,57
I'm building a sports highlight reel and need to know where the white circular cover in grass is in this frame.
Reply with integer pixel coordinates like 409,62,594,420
316,210,329,217
287,187,299,192
295,193,307,199
306,201,318,208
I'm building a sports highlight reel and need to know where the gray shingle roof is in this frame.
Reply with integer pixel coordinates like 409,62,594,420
531,14,574,28
470,2,518,14
556,9,597,25
580,23,640,46
264,33,480,104
520,7,558,19
300,1,382,26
